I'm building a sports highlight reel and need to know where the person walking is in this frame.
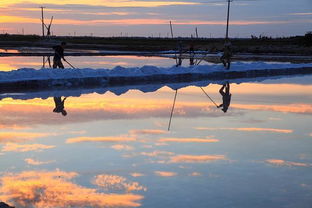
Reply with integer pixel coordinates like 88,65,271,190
220,40,232,69
52,42,66,69
217,82,231,113
53,96,67,116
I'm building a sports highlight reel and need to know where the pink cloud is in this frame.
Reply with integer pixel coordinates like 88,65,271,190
154,171,177,177
0,170,143,208
66,136,136,144
170,154,227,163
2,143,55,152
265,159,310,167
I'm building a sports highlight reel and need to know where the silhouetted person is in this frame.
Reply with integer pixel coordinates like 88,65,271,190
220,41,232,70
52,42,66,69
217,82,231,113
189,40,195,65
176,41,183,67
53,97,67,116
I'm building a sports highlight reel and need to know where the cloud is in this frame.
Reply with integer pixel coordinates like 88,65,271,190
169,154,227,163
66,136,136,144
140,151,174,157
0,0,199,8
289,12,312,16
24,158,55,165
111,144,134,151
130,173,144,177
2,143,55,152
0,132,53,143
196,127,293,134
233,103,312,115
189,172,201,176
93,174,147,192
154,171,177,177
0,170,143,208
265,159,310,167
158,137,219,143
129,129,168,135
0,124,27,130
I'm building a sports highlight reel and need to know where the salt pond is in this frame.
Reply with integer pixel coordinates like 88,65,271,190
0,56,311,208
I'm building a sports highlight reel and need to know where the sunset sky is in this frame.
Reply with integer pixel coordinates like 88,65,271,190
0,0,311,38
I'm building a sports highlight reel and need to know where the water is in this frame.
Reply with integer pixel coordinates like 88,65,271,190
0,56,311,208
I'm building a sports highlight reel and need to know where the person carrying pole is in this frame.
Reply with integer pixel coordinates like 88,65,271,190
189,39,195,66
53,96,67,116
220,39,232,69
52,41,67,69
217,82,231,112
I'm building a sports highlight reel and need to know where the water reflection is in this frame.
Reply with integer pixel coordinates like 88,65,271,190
53,97,67,116
0,76,312,208
217,82,231,113
0,170,144,208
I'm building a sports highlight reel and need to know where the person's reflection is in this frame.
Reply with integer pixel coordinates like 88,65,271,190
217,82,231,113
53,97,67,116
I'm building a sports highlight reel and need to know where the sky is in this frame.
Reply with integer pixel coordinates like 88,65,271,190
0,0,311,38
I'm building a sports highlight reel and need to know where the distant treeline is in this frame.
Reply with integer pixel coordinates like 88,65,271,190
0,32,311,55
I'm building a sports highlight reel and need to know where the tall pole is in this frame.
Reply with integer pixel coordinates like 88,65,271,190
225,0,231,40
40,6,45,37
169,21,174,38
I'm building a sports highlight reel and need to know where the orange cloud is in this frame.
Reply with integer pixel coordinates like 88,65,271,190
265,159,310,167
233,103,312,114
154,171,177,177
2,143,55,152
129,129,168,135
130,173,145,177
0,132,52,143
189,172,201,176
66,136,136,144
93,174,147,192
158,137,219,143
0,170,143,208
169,154,227,163
0,0,198,8
0,15,307,26
140,151,174,157
196,127,293,134
24,158,55,165
111,144,134,151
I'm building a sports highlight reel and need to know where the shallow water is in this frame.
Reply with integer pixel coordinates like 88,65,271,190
0,55,178,72
0,66,311,208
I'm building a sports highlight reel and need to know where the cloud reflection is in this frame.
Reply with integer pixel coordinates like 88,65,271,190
24,158,55,165
2,143,55,152
169,154,227,163
265,159,311,167
158,137,219,143
0,170,143,208
154,171,177,177
196,127,293,134
93,174,147,192
0,132,52,143
66,136,136,144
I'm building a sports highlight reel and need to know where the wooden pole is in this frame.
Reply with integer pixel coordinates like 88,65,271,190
40,6,45,37
169,21,174,38
168,89,178,131
195,27,198,38
225,0,231,39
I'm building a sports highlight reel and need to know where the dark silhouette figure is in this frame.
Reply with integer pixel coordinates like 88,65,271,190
189,40,195,65
176,41,183,67
52,42,66,69
217,82,231,113
220,41,232,70
53,97,67,116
